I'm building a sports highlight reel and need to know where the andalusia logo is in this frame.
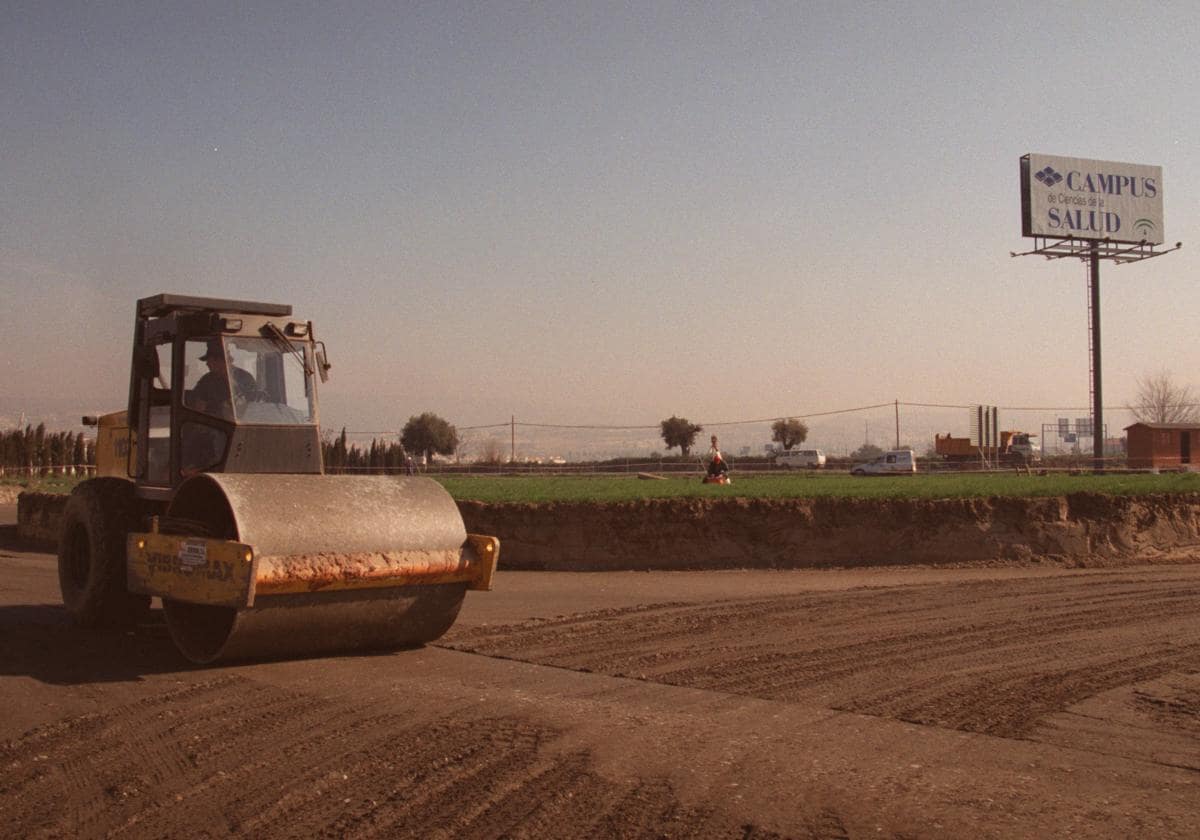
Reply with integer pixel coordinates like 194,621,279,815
1034,166,1063,186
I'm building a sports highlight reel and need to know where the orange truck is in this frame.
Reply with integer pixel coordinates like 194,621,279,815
935,431,1038,463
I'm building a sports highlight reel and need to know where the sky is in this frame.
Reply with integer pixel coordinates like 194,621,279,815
3,1,1200,458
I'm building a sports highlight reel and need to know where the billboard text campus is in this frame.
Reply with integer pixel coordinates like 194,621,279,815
1020,153,1164,245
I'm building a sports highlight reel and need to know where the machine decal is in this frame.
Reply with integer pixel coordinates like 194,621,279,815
179,540,208,568
127,531,257,608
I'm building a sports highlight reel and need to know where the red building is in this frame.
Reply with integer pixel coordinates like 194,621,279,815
1125,422,1200,469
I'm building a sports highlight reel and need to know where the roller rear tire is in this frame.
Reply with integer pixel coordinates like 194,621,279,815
57,478,151,628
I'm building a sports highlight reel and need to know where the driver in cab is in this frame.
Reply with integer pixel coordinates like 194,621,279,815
188,339,255,419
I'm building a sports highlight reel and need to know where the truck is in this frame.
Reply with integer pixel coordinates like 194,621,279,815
934,431,1039,465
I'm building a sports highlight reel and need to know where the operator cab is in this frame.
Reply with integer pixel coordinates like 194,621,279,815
129,294,331,498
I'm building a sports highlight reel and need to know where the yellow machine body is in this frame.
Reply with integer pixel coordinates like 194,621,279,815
91,411,134,479
61,295,499,665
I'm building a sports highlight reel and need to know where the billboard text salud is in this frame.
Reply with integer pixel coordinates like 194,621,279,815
1020,153,1164,245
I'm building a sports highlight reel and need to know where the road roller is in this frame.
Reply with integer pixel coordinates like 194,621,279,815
58,294,497,664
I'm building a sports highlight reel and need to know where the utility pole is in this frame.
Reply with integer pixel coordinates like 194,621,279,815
510,415,515,464
894,399,900,449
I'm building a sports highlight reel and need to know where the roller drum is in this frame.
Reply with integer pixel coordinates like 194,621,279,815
160,474,471,664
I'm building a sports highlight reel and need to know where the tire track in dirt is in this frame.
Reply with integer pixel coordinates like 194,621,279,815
0,677,254,834
453,574,1198,674
455,581,1195,683
1133,678,1200,737
444,572,1200,740
1,673,823,839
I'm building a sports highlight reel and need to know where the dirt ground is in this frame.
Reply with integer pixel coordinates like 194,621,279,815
2,505,1199,838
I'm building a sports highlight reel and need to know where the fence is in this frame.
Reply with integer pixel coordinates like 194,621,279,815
339,401,1150,469
2,399,1174,479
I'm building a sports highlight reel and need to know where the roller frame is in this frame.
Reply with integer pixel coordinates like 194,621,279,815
127,522,498,609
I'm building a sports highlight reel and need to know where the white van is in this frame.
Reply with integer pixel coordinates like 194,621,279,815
775,448,826,469
851,449,916,475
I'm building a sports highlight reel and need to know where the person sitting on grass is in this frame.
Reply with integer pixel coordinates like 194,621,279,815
706,435,729,479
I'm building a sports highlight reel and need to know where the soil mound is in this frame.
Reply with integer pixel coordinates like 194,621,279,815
458,493,1200,571
20,490,1200,571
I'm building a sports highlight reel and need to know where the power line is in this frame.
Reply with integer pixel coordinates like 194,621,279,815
322,399,1191,439
515,421,659,430
701,402,896,427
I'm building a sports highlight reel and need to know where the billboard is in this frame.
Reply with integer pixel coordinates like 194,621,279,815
1020,153,1163,245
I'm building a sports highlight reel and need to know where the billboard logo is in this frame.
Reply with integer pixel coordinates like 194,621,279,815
1034,166,1063,186
1133,217,1157,237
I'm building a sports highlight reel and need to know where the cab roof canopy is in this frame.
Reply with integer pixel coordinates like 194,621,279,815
137,294,291,319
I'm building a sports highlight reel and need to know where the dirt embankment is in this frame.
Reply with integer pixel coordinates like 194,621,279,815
459,493,1200,570
20,490,1200,570
14,491,63,546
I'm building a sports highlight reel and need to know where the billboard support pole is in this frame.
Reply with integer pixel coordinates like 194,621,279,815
1089,242,1103,472
1014,233,1181,474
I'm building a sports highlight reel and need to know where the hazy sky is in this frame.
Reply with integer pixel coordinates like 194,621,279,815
4,1,1200,454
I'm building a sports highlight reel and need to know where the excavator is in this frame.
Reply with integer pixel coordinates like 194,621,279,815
59,294,497,664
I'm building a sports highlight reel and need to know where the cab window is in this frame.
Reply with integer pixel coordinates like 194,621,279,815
183,336,315,425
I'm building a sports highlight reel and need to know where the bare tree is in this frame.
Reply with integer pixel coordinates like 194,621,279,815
1129,370,1200,424
478,437,504,465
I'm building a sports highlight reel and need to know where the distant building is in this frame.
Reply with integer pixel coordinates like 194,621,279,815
1125,422,1200,469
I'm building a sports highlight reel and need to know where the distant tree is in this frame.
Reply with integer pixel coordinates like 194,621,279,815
850,443,884,461
1129,370,1200,424
1,431,15,471
323,427,349,470
401,413,459,464
660,416,703,457
33,423,45,474
771,418,809,451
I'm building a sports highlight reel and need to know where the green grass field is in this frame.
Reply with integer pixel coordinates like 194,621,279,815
436,471,1200,503
9,471,1200,505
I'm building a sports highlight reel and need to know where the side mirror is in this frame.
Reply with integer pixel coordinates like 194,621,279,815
315,342,331,383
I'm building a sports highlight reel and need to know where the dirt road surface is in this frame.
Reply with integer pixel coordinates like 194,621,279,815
2,508,1198,838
